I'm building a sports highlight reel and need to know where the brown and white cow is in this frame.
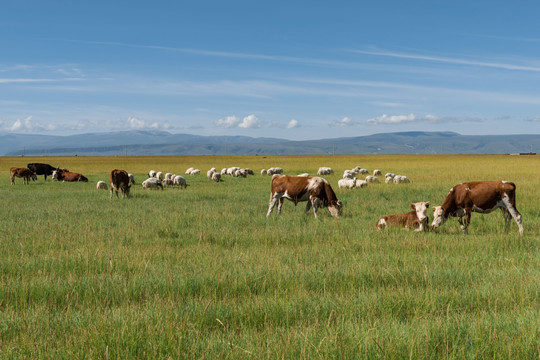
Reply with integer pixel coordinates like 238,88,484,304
52,169,88,182
431,181,523,235
376,201,430,231
10,167,37,185
267,175,343,218
110,169,131,199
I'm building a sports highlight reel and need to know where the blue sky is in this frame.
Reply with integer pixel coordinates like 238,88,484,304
1,1,540,140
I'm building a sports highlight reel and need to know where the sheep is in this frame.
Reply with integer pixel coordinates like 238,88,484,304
373,169,382,176
185,167,194,175
96,180,108,190
148,170,156,178
142,177,163,190
173,175,188,189
261,169,268,175
211,172,221,182
355,179,368,188
317,167,333,175
190,169,201,175
338,178,357,189
365,175,380,183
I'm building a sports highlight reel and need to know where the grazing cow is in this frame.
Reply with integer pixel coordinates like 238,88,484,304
431,181,524,235
27,163,56,181
51,169,88,182
142,177,163,190
110,169,131,198
96,180,108,190
10,167,37,185
376,202,430,231
267,175,343,218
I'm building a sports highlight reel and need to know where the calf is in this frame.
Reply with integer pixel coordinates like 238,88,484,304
376,201,430,231
10,167,37,185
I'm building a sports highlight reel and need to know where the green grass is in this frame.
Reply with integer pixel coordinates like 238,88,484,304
1,155,539,359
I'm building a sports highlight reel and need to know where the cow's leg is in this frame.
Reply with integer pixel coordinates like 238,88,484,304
267,192,280,217
501,194,524,235
457,210,469,234
277,198,285,214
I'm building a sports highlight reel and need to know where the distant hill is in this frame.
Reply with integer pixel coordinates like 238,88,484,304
1,130,539,156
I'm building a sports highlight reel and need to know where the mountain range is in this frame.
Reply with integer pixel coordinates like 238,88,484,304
1,130,538,156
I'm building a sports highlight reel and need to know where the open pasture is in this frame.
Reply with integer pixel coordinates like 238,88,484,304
1,154,539,358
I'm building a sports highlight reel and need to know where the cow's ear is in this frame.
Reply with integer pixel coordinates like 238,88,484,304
426,201,430,208
411,203,416,209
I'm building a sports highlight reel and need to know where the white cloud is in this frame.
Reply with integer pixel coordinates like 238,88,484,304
286,119,299,129
332,116,357,127
125,116,172,130
239,114,262,129
215,115,241,128
366,113,483,125
366,113,416,125
9,116,56,132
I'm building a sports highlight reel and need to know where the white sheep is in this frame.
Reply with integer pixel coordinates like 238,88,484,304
96,180,108,190
173,175,188,189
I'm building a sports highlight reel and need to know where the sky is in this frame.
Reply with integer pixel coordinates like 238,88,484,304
1,0,540,140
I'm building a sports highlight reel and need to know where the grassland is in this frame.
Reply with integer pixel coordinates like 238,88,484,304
1,154,539,359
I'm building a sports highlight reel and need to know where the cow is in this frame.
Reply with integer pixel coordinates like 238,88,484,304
431,181,524,235
27,163,56,181
10,167,37,185
376,201,430,231
110,169,131,198
52,169,88,182
128,173,136,185
267,175,343,218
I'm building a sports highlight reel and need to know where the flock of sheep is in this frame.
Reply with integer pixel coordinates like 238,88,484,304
95,165,410,192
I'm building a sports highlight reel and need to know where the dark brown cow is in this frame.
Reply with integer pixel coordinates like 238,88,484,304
52,169,88,182
10,167,37,185
110,169,131,199
376,201,430,231
266,175,343,218
431,181,523,235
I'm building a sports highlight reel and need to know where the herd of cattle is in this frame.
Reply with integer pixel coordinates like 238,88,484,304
8,162,524,235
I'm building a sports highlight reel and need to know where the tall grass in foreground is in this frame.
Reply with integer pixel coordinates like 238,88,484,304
0,155,539,358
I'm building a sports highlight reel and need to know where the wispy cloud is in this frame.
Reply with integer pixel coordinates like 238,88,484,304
366,113,483,125
331,117,358,127
286,119,299,129
354,49,540,72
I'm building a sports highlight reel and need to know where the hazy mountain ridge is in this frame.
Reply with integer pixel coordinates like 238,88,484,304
1,130,538,156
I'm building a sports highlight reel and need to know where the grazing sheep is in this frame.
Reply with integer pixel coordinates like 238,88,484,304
148,170,156,178
317,167,333,175
338,178,357,189
355,179,368,188
365,175,379,183
156,171,164,180
142,177,163,190
190,169,201,175
373,169,382,176
185,167,194,175
173,175,188,189
261,169,268,175
96,180,108,190
211,172,221,182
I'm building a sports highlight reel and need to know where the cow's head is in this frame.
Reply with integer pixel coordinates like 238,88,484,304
31,172,38,181
411,201,430,222
431,206,447,229
328,200,343,218
52,170,60,181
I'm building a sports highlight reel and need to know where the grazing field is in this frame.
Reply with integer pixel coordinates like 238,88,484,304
1,154,539,359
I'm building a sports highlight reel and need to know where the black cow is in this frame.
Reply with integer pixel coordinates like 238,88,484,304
27,163,57,181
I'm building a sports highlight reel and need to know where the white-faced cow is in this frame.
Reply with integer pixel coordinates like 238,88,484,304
27,163,56,181
110,169,131,199
267,175,343,218
376,201,430,231
431,181,523,235
10,167,37,185
52,169,88,182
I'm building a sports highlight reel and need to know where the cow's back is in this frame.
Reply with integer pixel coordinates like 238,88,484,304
271,175,309,197
111,169,129,188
